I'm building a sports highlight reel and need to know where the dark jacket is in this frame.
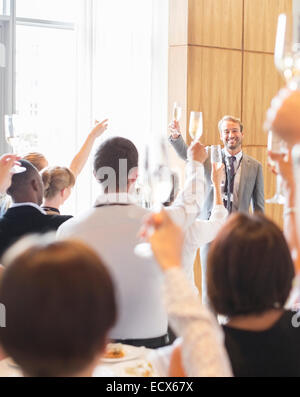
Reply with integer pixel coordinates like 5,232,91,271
0,205,72,259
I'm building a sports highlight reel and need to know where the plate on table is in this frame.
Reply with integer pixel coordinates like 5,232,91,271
101,343,145,363
116,359,157,377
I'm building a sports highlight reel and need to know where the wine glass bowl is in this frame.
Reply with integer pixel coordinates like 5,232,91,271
274,13,300,88
4,115,26,174
134,138,172,258
210,145,225,187
189,111,203,141
173,102,182,122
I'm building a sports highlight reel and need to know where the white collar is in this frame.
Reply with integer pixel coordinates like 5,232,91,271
224,149,243,162
10,202,46,214
94,192,137,207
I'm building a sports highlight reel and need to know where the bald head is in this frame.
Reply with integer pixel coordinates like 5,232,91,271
7,160,44,206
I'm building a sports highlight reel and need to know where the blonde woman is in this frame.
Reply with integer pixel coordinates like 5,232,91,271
41,167,75,215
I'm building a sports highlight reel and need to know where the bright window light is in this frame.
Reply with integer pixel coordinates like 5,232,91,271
16,0,81,23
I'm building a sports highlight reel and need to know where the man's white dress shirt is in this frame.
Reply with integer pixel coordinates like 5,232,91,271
57,162,205,340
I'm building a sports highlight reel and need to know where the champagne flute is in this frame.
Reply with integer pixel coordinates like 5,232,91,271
173,102,182,122
189,111,203,141
4,115,26,174
274,12,300,89
266,130,287,205
210,145,225,187
134,139,172,258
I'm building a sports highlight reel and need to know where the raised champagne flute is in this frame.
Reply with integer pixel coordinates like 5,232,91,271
173,102,182,122
274,12,300,89
134,138,172,258
189,111,203,141
210,145,225,187
266,130,287,205
4,115,26,174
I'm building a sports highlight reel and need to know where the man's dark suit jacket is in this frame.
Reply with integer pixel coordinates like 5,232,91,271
0,205,72,259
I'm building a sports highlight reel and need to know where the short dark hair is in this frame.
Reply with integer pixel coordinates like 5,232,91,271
207,213,295,317
6,159,41,199
93,137,138,192
0,236,117,377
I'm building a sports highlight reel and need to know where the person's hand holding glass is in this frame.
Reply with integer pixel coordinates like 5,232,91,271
134,138,173,258
0,154,22,194
169,102,182,139
210,145,225,187
4,115,26,174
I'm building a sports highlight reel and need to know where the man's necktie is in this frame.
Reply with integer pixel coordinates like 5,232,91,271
226,156,236,213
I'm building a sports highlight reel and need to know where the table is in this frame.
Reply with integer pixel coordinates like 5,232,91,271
0,343,174,377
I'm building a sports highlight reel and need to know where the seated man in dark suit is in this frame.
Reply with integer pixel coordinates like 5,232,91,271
0,160,72,258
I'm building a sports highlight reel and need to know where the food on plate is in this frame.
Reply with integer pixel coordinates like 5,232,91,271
125,362,154,377
104,344,125,359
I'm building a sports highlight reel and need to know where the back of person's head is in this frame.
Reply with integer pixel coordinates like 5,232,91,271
93,137,138,192
23,152,48,172
207,213,295,317
0,236,116,377
41,167,75,200
6,160,44,205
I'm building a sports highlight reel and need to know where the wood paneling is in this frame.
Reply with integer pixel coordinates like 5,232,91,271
243,146,284,229
169,0,189,46
244,0,293,53
188,0,243,49
187,46,242,145
242,52,284,145
168,0,290,298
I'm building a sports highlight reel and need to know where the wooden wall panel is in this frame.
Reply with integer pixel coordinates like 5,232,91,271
244,0,293,53
188,0,243,49
242,52,284,146
243,146,284,229
168,46,189,172
169,0,189,46
187,46,242,145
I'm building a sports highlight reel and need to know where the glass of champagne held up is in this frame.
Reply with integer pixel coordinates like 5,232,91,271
134,138,172,258
210,145,225,187
173,102,182,122
274,12,300,89
4,115,26,174
189,111,203,141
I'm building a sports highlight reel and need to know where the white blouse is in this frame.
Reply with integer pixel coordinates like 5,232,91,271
163,267,233,377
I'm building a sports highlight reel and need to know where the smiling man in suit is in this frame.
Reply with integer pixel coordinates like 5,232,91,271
169,115,265,304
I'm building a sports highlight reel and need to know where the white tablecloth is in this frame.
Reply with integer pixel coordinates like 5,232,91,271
0,343,175,377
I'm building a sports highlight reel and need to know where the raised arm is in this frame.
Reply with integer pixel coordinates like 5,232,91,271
143,210,232,377
166,141,207,230
0,154,21,194
269,150,300,273
184,163,228,251
69,119,108,178
265,88,300,145
168,120,188,161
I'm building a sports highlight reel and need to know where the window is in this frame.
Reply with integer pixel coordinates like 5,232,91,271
16,0,80,23
1,0,168,215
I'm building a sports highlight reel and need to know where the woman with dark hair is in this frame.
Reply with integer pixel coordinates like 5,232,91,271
207,213,298,377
